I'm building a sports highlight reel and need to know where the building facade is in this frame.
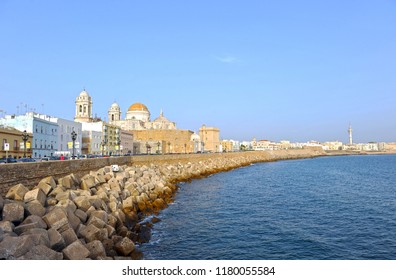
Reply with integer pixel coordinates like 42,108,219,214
75,90,93,123
199,125,221,153
0,126,33,159
50,117,82,156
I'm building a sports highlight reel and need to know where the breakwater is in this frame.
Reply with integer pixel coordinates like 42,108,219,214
0,149,324,260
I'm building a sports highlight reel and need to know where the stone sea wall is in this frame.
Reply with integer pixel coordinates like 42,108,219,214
0,149,324,260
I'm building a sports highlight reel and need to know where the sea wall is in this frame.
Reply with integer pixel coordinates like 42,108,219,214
0,148,325,260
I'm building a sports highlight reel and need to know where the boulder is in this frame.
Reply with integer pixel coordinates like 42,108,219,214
58,175,75,189
0,220,15,233
5,184,29,201
39,176,57,189
34,181,53,196
21,215,47,229
18,244,63,260
43,207,69,231
74,209,88,223
85,240,107,259
56,199,77,213
0,235,39,259
73,196,92,212
2,202,25,224
114,237,135,256
79,224,102,243
21,228,50,248
80,176,97,190
62,240,90,260
0,195,4,211
25,200,46,217
61,228,78,247
87,216,106,229
48,228,66,251
24,189,46,206
14,222,41,236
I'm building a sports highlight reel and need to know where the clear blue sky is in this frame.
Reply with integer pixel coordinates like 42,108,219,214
1,0,395,143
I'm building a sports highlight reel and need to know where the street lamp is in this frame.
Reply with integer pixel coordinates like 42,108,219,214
101,139,107,156
202,142,205,153
184,143,187,154
21,130,29,158
167,142,171,154
71,130,77,159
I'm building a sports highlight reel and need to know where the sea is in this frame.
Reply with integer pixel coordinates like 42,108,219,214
140,154,396,260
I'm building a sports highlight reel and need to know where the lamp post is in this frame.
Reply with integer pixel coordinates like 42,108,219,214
168,141,171,154
101,139,107,156
71,130,77,159
184,143,187,154
202,142,205,153
157,141,161,154
21,130,29,157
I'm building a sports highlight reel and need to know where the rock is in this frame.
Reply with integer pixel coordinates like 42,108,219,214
43,207,69,231
39,176,57,189
18,244,63,260
85,240,107,259
56,199,77,213
24,189,46,206
21,228,50,248
106,225,116,238
151,217,161,224
73,196,92,212
0,220,15,233
14,223,41,235
114,237,135,256
0,235,39,259
5,184,29,201
81,176,97,190
21,215,47,229
74,209,88,223
58,175,75,189
62,240,90,260
48,228,65,251
2,202,25,224
25,200,46,217
48,186,66,198
79,224,102,243
67,209,81,232
34,182,53,196
61,228,78,247
87,216,106,229
0,195,4,211
137,225,152,244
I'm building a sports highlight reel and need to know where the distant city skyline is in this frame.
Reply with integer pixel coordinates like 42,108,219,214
1,1,395,143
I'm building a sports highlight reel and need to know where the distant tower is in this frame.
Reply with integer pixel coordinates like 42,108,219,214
75,89,93,123
348,124,353,145
108,102,121,123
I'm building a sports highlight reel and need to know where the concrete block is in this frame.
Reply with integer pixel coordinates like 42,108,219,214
39,176,57,189
73,196,92,212
24,189,46,206
43,207,69,231
74,209,87,223
79,224,101,243
114,237,135,256
14,222,40,235
34,182,53,196
21,215,47,229
25,200,46,217
61,228,78,247
62,240,90,260
85,240,107,259
18,244,63,260
56,199,77,213
48,228,65,251
5,184,29,201
87,216,106,229
0,235,39,259
2,202,25,224
21,228,50,248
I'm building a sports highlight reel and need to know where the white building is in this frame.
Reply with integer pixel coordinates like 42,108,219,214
50,117,82,156
0,112,58,159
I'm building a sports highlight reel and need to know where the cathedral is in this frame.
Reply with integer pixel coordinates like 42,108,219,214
108,102,176,131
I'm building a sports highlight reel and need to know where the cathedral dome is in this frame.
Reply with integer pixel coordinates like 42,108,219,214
128,103,149,112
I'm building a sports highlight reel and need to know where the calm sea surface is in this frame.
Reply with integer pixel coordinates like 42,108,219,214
141,155,396,260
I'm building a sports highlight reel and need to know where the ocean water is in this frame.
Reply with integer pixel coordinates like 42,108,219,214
141,155,396,260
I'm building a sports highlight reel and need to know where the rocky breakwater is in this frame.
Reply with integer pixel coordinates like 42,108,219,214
0,149,324,260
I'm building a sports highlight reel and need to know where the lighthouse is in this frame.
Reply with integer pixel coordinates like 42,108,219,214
348,124,353,145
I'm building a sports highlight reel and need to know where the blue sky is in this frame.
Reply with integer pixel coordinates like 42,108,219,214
1,0,395,142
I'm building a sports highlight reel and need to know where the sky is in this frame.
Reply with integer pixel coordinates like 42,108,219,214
1,0,395,143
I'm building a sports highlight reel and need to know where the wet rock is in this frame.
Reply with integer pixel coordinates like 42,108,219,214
5,184,29,201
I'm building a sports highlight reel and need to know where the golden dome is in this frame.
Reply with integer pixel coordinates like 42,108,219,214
128,102,149,112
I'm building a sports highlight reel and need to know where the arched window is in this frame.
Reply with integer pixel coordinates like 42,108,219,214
112,114,114,121
84,106,87,114
79,105,82,113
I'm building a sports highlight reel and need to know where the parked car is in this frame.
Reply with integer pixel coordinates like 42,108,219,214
0,157,18,164
17,158,36,163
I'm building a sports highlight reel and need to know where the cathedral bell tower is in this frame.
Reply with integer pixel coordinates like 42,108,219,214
74,89,93,123
108,102,121,123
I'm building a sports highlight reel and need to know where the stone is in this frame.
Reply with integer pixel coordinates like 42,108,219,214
18,244,63,260
34,181,53,196
58,175,75,189
43,207,69,231
67,209,81,232
90,210,108,223
48,228,66,251
2,202,25,224
56,199,77,213
62,240,90,260
81,176,97,190
5,184,29,201
106,225,116,238
24,189,46,206
21,215,47,229
0,195,3,211
61,228,78,246
39,176,57,189
46,197,58,206
137,225,152,244
114,237,135,256
0,235,39,260
48,186,66,198
79,224,102,243
55,190,72,201
85,240,107,259
25,200,46,217
73,196,92,212
21,228,50,248
0,220,15,233
74,209,88,223
87,216,106,229
14,223,40,235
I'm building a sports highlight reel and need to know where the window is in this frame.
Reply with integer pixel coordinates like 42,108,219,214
79,105,82,113
14,140,18,149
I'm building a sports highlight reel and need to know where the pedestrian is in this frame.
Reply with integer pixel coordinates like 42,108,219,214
60,154,65,160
